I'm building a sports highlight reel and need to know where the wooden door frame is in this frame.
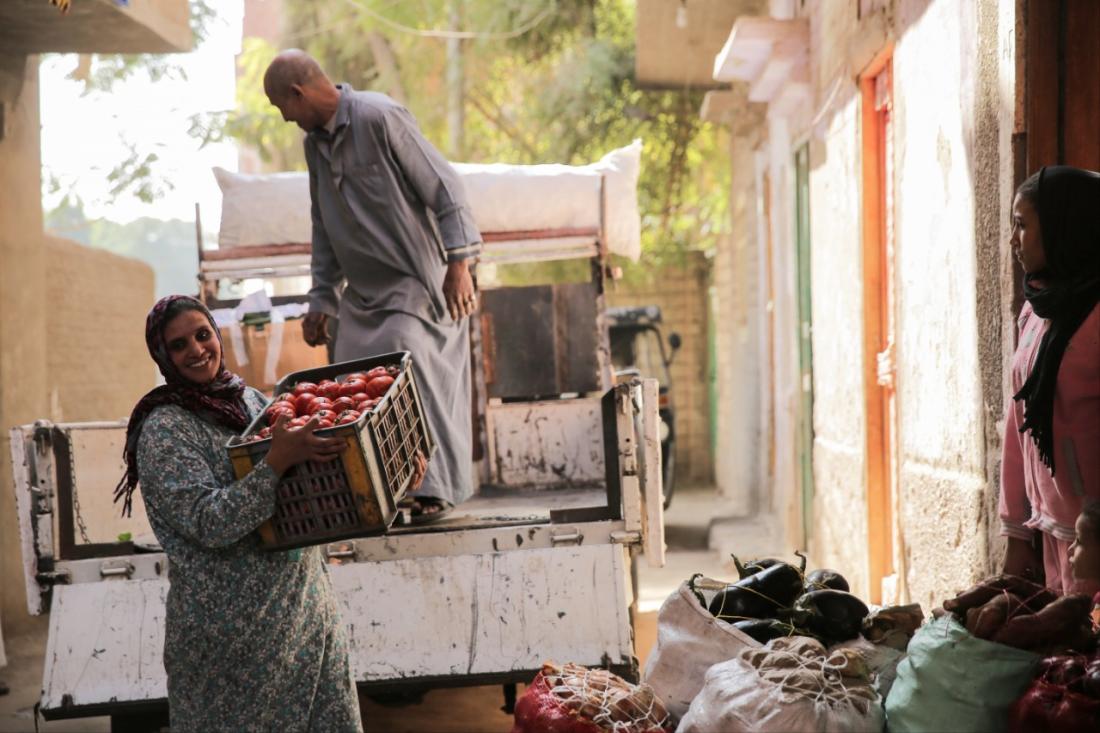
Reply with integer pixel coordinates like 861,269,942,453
860,46,895,605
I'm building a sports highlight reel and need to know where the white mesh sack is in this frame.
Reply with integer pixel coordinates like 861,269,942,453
542,662,671,733
642,576,760,720
676,636,884,733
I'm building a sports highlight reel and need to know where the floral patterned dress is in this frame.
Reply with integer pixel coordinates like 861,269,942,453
137,388,362,733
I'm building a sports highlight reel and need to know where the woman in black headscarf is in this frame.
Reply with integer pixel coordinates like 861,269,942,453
999,166,1100,595
118,295,363,732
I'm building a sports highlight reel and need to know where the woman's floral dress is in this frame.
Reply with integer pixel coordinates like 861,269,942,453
137,388,362,733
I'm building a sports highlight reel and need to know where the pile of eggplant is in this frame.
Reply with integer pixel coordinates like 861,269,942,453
696,552,870,645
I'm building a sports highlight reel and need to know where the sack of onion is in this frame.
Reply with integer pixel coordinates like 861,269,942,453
510,662,671,733
677,636,884,732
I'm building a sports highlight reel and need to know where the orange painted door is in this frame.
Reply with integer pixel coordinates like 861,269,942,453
861,56,897,605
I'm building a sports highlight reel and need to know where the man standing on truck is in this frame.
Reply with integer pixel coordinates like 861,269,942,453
263,50,480,522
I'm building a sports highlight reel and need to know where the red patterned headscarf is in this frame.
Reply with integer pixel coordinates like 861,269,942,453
114,295,251,516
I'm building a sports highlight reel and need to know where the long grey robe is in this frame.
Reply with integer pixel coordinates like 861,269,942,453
138,389,361,733
305,85,481,506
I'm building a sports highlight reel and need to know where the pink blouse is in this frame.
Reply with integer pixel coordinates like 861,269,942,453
999,301,1100,542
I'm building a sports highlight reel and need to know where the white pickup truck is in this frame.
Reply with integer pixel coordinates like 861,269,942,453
11,159,666,729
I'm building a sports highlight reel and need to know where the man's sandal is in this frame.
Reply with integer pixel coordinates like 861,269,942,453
397,496,454,526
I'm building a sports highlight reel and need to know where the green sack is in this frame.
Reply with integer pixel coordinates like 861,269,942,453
885,615,1039,732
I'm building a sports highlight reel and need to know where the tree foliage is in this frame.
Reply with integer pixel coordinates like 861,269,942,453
208,0,729,266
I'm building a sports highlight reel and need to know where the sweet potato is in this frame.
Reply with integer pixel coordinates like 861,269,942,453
943,574,1056,616
970,593,1012,639
990,594,1093,650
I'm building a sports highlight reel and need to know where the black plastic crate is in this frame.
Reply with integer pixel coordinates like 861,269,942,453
227,351,435,551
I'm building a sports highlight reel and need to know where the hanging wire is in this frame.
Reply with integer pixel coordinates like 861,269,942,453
336,0,558,40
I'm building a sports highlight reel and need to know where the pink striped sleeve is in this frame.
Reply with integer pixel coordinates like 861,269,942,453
999,398,1033,540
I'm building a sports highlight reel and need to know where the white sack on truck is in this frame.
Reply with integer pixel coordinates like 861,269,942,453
212,140,643,261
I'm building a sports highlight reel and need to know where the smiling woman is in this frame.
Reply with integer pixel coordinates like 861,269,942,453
112,294,362,733
163,309,222,384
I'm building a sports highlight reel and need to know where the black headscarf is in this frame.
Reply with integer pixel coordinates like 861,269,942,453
113,295,250,516
1014,166,1100,474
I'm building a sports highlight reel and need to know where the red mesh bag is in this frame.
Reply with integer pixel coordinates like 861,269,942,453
1009,655,1100,733
511,662,671,733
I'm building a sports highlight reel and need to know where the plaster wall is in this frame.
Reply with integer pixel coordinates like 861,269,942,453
806,98,870,597
889,0,1016,608
791,0,1016,606
0,54,47,634
760,113,805,545
712,133,763,516
44,235,155,423
608,253,714,484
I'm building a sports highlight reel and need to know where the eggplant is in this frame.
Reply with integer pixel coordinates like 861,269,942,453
733,551,808,580
733,618,802,645
687,573,708,609
709,584,781,620
709,560,807,621
804,568,850,593
791,589,870,642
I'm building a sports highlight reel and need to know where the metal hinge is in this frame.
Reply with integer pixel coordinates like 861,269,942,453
549,528,584,547
36,570,71,585
324,543,357,561
99,560,134,579
609,530,641,545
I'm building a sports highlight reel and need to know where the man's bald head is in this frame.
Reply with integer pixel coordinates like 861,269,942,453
263,49,340,132
263,49,327,101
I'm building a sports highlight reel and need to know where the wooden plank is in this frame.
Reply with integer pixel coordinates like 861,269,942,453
200,242,311,261
198,230,602,259
482,227,599,242
42,580,170,711
639,378,666,568
330,545,633,681
1063,0,1100,170
1027,0,1062,170
487,399,605,488
10,426,45,616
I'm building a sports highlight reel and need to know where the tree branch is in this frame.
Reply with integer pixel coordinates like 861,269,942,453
467,89,540,159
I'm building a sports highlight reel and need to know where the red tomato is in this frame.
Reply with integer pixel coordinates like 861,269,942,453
258,426,273,438
350,392,369,403
339,378,367,398
385,365,400,377
344,372,368,383
365,366,388,380
306,398,333,415
365,375,394,399
293,382,318,396
336,410,361,425
269,400,296,414
316,420,335,430
294,392,318,415
312,409,337,423
288,416,310,428
275,392,295,404
316,380,341,400
266,407,295,425
331,396,356,413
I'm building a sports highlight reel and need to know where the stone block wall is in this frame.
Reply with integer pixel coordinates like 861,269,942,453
608,252,713,485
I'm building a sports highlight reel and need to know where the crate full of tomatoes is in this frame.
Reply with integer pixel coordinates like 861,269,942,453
227,351,435,551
